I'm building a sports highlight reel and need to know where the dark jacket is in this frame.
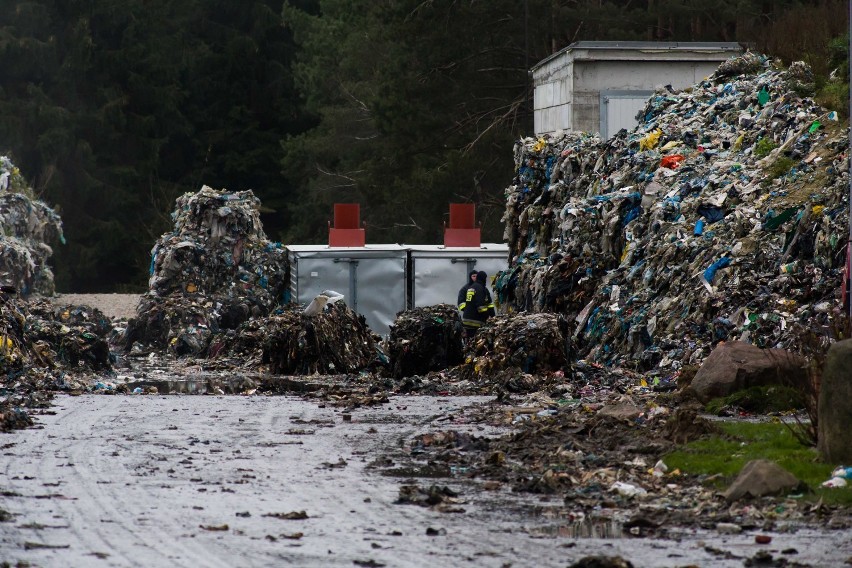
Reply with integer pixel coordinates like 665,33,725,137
460,281,488,330
457,271,477,309
477,271,496,320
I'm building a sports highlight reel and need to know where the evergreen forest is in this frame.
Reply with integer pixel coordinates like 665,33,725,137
0,0,848,291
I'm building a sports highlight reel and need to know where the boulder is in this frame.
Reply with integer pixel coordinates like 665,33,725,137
722,459,800,502
687,341,807,403
818,339,852,464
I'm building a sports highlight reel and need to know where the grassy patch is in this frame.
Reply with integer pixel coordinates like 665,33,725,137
753,137,778,159
704,386,804,415
665,421,852,505
765,156,797,179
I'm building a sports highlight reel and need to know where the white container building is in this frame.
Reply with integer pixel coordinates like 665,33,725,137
531,41,743,139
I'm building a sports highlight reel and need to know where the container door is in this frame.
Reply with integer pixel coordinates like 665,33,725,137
412,256,475,308
353,255,406,336
291,255,352,307
600,90,653,139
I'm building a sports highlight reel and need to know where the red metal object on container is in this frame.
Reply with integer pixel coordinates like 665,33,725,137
444,203,481,247
328,203,366,247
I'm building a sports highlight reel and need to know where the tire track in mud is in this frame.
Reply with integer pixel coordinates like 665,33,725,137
1,397,232,567
7,394,835,567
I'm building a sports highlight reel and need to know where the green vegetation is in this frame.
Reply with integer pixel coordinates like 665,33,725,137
753,138,779,159
705,386,804,415
665,421,852,505
766,156,798,179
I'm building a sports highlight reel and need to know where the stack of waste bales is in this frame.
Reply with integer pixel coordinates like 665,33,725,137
497,53,849,375
0,156,65,296
387,304,464,378
210,302,378,375
125,186,288,356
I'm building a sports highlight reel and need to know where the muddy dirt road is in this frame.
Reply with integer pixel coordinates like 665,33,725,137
2,394,850,567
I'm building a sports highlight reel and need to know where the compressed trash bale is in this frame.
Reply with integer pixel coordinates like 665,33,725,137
123,293,259,357
0,156,65,296
20,299,112,372
215,303,378,375
387,304,464,378
147,186,287,310
0,296,112,375
497,53,849,375
127,186,289,354
461,313,569,384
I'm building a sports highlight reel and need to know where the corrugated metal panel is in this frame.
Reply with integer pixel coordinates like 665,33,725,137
535,104,571,135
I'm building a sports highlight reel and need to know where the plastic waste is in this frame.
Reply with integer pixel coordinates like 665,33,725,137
831,466,852,479
610,481,647,497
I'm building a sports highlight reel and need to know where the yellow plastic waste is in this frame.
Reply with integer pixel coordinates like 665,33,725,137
812,205,825,216
660,140,680,151
733,133,745,151
639,129,662,151
532,138,547,152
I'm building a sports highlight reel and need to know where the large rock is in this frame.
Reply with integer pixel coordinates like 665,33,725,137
818,339,852,464
722,459,800,502
687,341,807,403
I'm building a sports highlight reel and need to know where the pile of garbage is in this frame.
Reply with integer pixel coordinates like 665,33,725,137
124,186,288,355
497,53,849,374
210,302,379,375
0,155,65,296
0,294,115,430
386,304,464,378
460,312,570,389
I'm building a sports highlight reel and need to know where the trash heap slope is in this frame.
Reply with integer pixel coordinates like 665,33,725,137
0,155,64,296
496,53,848,373
125,186,288,355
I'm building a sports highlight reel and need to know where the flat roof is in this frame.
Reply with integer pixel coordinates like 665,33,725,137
287,244,408,252
403,243,508,252
531,41,743,72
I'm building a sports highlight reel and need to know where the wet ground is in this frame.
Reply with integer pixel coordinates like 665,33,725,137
2,393,851,567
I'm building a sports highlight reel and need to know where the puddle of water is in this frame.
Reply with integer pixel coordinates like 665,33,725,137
124,375,325,395
527,519,624,538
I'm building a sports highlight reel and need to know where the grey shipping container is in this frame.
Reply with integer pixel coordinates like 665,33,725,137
407,244,509,308
287,244,408,337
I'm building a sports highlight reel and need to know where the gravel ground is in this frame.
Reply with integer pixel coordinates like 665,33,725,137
52,293,141,320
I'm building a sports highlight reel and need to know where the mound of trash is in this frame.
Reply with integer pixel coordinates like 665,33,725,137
497,53,849,375
124,186,288,354
0,156,65,296
387,304,464,378
210,302,379,375
0,295,114,430
460,313,570,388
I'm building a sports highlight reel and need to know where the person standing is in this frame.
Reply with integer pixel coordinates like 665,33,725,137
458,270,486,338
477,270,496,321
457,269,478,310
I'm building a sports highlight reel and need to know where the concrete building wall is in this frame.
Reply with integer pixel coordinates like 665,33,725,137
531,42,742,138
